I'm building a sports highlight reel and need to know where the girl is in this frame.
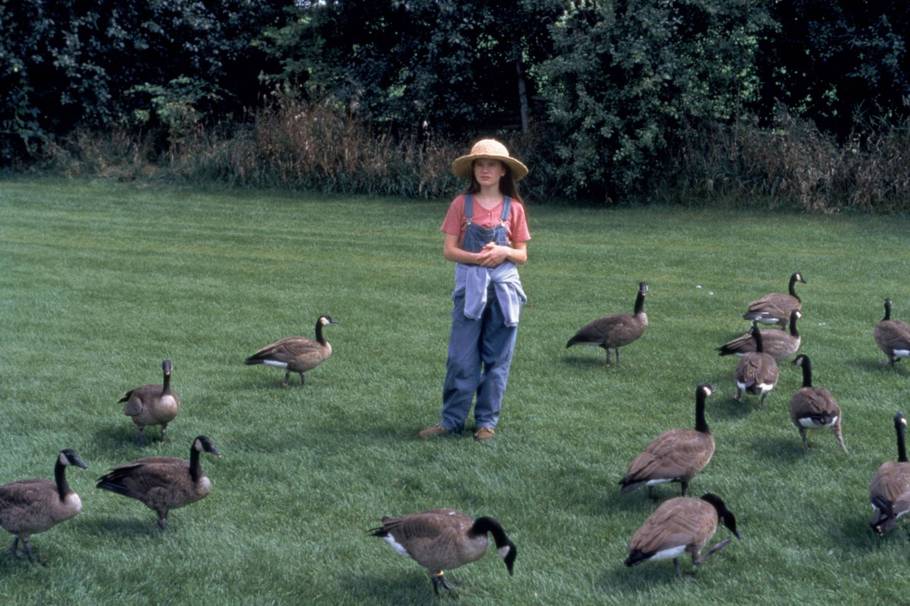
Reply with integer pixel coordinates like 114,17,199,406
419,139,531,442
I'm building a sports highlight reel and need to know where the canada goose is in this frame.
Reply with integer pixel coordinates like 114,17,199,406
718,309,802,360
742,272,806,327
96,435,220,529
733,325,780,405
790,354,846,452
566,282,648,366
119,359,180,444
245,315,337,386
625,493,740,577
0,449,88,563
873,299,910,366
370,509,516,595
619,384,715,497
869,412,910,536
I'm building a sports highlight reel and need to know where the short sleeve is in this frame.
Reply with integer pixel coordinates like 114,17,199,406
509,201,531,243
440,195,466,236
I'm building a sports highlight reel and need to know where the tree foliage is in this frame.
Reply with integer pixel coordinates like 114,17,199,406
259,0,564,136
1,0,909,204
757,0,910,138
537,0,774,199
0,0,289,161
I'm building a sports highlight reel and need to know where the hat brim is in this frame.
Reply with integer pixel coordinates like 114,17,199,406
451,154,528,181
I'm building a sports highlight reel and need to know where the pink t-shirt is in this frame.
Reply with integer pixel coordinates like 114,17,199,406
440,194,531,246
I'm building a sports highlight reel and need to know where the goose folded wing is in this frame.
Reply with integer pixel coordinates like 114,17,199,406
0,480,53,512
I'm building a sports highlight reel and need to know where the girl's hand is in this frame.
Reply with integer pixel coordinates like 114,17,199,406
477,242,508,267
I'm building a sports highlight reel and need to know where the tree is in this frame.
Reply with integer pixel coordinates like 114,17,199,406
538,0,773,200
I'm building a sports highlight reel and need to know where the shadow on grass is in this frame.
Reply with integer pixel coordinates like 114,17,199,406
597,561,691,593
91,424,157,454
834,515,896,552
560,352,621,368
710,395,757,421
78,516,161,539
343,571,453,604
747,435,804,464
850,357,909,375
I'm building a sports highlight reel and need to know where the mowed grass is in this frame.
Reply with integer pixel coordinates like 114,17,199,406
1,177,909,605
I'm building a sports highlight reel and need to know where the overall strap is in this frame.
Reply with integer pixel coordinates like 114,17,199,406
499,196,512,223
464,194,474,224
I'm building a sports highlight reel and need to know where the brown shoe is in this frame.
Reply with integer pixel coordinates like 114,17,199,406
474,427,496,442
418,424,449,440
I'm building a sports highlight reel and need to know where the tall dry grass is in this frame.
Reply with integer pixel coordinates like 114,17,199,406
40,98,910,211
671,110,910,212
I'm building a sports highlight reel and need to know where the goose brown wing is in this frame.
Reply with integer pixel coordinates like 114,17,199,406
630,498,714,554
875,321,910,352
870,462,910,503
97,459,188,499
572,314,628,341
625,430,714,482
790,387,838,418
736,353,778,386
248,336,322,363
745,293,799,319
120,384,161,415
379,510,474,569
0,480,55,511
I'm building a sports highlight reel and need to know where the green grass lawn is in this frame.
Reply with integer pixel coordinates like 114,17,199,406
1,177,909,604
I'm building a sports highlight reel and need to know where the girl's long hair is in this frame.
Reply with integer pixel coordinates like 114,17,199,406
466,161,524,204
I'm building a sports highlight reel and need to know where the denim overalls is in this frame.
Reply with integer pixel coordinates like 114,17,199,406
440,194,523,433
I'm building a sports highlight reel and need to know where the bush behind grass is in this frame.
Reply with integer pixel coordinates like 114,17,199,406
1,177,910,604
41,97,910,212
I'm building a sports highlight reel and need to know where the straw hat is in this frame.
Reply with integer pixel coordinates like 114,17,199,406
451,139,528,181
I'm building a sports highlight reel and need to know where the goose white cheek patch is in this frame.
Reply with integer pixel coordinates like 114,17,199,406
497,546,511,559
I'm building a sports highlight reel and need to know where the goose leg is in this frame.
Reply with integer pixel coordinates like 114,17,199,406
602,346,611,366
834,422,847,453
798,428,809,451
695,538,733,565
431,571,453,594
7,536,19,557
647,485,657,501
734,387,742,402
299,372,306,385
160,423,169,441
679,479,689,497
615,348,621,367
156,511,168,530
673,558,681,577
282,370,291,387
136,427,146,446
759,392,769,406
20,535,42,565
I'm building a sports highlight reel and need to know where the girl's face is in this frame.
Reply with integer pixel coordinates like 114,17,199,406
473,158,506,188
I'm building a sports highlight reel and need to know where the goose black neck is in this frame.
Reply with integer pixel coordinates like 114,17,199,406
471,517,509,547
788,275,800,300
162,372,172,393
189,445,202,482
897,420,908,463
799,357,813,388
751,329,764,353
633,291,646,315
695,390,710,434
54,460,71,501
315,320,326,345
789,314,800,337
883,301,892,322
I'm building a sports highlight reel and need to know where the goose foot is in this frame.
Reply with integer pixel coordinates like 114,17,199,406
430,571,454,595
